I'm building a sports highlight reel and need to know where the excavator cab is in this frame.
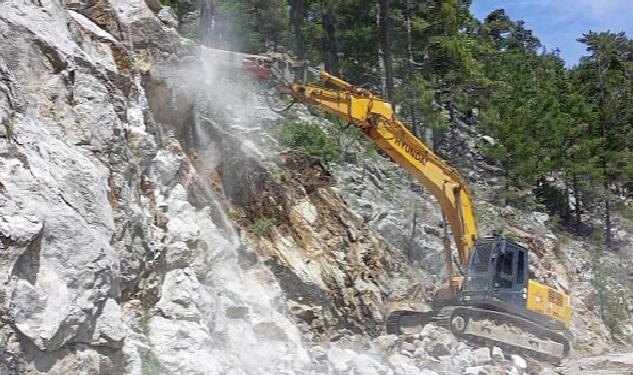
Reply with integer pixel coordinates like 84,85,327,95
461,236,529,307
459,236,571,332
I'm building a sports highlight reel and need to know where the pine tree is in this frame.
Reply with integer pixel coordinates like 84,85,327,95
216,0,289,52
576,31,633,247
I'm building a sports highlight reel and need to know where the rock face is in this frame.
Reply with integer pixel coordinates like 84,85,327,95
1,1,631,374
0,1,427,373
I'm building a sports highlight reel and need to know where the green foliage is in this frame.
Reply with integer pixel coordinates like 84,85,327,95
142,350,162,375
557,231,571,245
159,0,196,30
623,205,633,222
590,250,631,335
254,218,275,237
323,116,365,162
504,231,517,242
135,309,162,374
216,0,289,52
395,76,449,141
137,309,154,335
274,119,339,163
2,116,14,143
549,214,562,233
614,201,633,226
587,229,633,339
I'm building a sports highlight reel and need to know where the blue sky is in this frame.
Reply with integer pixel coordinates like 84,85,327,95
470,0,633,66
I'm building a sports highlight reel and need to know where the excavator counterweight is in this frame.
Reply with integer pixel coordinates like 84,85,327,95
203,47,572,361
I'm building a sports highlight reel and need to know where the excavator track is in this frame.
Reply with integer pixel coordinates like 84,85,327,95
386,310,438,335
387,307,570,363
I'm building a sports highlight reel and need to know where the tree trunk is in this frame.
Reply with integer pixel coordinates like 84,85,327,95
573,172,582,225
405,0,414,76
605,196,613,248
377,9,386,97
425,128,434,151
378,0,394,101
596,54,613,249
405,0,419,137
321,0,339,75
447,100,456,127
198,0,215,47
408,211,418,262
288,0,306,59
564,178,571,226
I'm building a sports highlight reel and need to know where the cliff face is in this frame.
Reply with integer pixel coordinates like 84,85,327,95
0,1,422,373
1,1,632,375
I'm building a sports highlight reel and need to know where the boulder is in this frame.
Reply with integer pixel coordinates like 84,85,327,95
156,269,201,321
93,299,128,348
145,0,162,12
165,241,194,270
511,354,527,369
455,347,474,367
464,366,489,375
491,346,504,361
253,321,289,342
327,347,355,372
481,135,495,146
538,368,556,375
473,347,492,365
158,6,178,28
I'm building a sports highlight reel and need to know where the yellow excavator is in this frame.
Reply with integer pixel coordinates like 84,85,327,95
203,48,572,361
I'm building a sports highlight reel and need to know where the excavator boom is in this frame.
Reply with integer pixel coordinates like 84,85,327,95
281,72,479,271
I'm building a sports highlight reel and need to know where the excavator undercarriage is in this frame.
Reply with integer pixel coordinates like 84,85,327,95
388,307,570,362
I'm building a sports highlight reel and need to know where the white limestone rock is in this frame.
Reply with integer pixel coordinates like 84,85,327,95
473,347,491,365
464,366,489,375
511,354,527,369
156,269,202,321
148,316,223,375
327,347,355,372
93,298,128,347
491,346,504,361
158,6,178,28
293,198,318,225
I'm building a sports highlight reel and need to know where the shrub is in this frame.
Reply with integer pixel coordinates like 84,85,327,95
138,309,154,335
557,232,572,245
592,260,630,335
2,116,14,142
614,200,633,222
142,350,162,375
504,231,517,242
274,119,339,163
254,217,275,237
590,235,631,336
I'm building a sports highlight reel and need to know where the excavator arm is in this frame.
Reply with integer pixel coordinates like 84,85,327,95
279,72,478,277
